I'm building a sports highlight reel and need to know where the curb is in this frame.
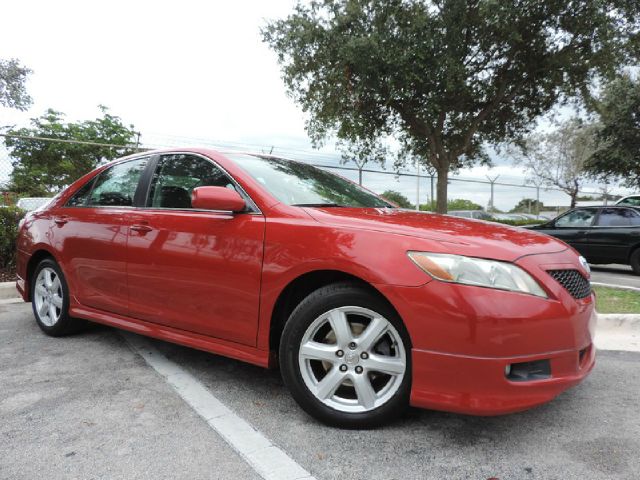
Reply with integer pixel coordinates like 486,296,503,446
595,313,640,352
597,313,640,329
0,281,17,300
591,281,640,292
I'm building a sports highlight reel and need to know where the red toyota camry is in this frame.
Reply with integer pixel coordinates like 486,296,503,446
15,148,595,427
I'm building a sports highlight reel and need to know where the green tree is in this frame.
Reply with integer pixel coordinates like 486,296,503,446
0,58,32,112
586,74,640,187
381,189,413,208
511,198,544,213
4,107,139,196
263,0,639,213
511,118,598,208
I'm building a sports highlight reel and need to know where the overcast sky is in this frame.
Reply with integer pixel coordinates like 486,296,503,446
0,0,629,210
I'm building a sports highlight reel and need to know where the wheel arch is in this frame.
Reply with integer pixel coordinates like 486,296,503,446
268,269,404,356
628,242,640,261
25,249,58,301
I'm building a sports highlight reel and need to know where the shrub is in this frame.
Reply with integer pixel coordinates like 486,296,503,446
0,206,26,270
490,218,546,226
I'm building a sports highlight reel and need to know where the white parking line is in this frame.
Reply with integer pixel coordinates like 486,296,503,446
121,332,316,480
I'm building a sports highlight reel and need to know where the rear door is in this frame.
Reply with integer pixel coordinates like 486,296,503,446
588,207,640,263
53,157,150,315
126,153,265,346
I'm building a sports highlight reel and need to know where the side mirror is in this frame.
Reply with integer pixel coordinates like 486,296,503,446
191,186,246,212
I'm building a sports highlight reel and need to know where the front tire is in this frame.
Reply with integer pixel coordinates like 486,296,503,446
630,249,640,275
279,282,411,428
31,258,85,336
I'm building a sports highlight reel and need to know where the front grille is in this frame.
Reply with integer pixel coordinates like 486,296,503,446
547,269,591,299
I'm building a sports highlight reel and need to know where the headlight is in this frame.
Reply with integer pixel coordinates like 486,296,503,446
407,251,547,298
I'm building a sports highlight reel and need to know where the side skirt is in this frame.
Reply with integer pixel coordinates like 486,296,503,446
70,305,271,368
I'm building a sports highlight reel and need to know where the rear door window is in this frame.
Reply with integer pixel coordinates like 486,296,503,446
88,158,148,207
66,179,96,207
595,208,640,227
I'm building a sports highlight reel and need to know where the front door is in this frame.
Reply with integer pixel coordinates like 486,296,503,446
542,208,598,259
126,153,265,346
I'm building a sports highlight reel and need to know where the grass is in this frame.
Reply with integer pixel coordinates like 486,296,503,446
593,286,640,314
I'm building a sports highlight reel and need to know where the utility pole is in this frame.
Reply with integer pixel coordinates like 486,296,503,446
415,162,420,211
601,183,610,206
430,175,435,211
486,175,500,212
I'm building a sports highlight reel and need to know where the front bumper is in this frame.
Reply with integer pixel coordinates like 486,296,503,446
376,249,596,415
410,341,595,415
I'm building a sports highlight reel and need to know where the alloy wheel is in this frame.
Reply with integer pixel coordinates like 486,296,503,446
298,306,407,413
33,267,64,327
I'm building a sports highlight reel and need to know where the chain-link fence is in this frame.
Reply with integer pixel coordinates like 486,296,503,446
0,134,626,215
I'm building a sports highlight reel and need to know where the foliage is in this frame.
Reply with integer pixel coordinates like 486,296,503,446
0,58,32,112
586,74,640,188
593,286,640,314
490,218,545,226
420,198,482,211
338,137,388,184
511,118,598,208
263,0,639,213
0,206,25,270
381,189,414,208
3,106,139,196
511,198,544,213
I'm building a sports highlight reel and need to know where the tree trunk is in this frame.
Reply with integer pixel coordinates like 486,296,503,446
435,166,448,214
570,191,577,208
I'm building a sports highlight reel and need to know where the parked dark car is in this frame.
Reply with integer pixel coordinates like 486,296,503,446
529,206,640,273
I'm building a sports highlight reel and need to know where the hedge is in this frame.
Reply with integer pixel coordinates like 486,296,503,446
0,206,26,270
490,218,547,226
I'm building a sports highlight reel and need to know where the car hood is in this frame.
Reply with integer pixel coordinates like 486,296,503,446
303,207,567,262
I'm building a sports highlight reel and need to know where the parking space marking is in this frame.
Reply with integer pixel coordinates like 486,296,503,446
122,332,316,480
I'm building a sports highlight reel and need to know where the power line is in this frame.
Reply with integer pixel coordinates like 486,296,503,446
0,133,145,151
0,132,620,198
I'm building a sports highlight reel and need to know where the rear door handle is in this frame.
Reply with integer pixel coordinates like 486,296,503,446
54,216,69,226
130,224,153,233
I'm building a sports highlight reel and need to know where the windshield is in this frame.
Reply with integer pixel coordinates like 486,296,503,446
230,155,392,208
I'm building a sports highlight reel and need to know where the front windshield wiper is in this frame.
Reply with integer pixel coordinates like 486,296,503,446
292,203,345,207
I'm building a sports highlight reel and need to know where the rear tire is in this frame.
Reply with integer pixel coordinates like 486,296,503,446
31,258,86,336
279,282,411,428
631,249,640,275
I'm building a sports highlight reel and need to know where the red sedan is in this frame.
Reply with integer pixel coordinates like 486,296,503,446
15,149,595,427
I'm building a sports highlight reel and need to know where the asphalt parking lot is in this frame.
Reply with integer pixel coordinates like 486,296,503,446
2,300,640,480
590,264,640,289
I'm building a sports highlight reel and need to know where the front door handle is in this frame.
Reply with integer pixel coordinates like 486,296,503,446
130,224,153,233
54,216,69,226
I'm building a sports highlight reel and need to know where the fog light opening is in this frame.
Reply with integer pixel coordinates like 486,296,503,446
505,359,551,382
578,347,589,368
